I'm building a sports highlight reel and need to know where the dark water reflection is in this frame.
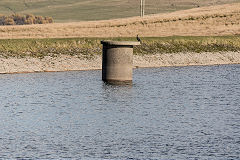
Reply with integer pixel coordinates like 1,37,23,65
0,64,239,159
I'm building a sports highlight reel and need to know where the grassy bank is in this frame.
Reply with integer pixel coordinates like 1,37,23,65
0,36,240,59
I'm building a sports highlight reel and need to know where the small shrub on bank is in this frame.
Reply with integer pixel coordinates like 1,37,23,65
0,14,53,25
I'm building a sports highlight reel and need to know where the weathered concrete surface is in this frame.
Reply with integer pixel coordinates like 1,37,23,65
101,41,140,84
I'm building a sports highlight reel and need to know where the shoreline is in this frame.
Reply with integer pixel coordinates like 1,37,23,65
0,52,239,74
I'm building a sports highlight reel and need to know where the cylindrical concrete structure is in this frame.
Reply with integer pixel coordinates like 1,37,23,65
101,40,140,84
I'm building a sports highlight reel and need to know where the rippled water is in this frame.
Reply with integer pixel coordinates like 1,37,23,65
0,64,240,159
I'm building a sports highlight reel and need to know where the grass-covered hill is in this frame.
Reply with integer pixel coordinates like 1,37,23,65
1,3,240,39
0,0,240,22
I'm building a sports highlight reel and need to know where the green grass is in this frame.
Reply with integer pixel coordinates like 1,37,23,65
0,36,240,59
0,0,240,22
135,36,240,55
0,38,102,58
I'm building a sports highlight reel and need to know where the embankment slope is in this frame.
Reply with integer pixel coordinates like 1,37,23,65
1,52,240,74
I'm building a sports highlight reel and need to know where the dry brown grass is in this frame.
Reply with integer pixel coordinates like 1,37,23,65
1,3,240,39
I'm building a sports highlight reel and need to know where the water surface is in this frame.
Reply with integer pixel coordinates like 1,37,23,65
0,64,239,159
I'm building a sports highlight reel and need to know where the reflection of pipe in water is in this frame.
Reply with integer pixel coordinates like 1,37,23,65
101,82,133,101
101,40,140,85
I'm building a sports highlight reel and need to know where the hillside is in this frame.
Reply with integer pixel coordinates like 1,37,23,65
0,0,240,22
0,3,240,39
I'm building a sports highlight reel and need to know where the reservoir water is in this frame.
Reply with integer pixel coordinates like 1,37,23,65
0,64,239,159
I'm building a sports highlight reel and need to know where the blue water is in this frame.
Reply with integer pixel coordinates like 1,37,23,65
0,64,239,159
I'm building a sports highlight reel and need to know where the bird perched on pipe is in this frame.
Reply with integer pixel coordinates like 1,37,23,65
137,34,142,44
